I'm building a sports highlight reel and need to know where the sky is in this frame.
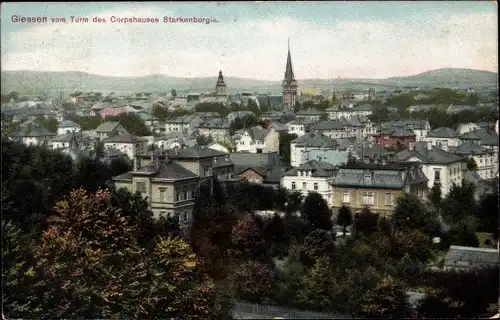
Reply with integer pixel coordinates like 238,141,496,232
0,2,498,80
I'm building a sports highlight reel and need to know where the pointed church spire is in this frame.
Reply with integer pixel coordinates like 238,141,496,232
284,39,295,82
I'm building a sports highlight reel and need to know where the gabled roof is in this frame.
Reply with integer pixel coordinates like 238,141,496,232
291,132,337,148
283,160,337,177
394,141,463,164
460,128,499,146
331,162,427,189
452,141,488,155
427,127,459,138
313,120,344,131
113,159,198,182
168,146,228,159
242,126,271,142
444,245,499,268
95,121,121,133
11,121,55,138
58,120,81,128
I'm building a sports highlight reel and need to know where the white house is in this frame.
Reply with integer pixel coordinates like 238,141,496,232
290,132,337,167
425,127,461,151
294,109,324,122
286,119,314,137
95,121,128,140
57,120,82,136
197,118,230,142
207,141,232,153
394,141,465,196
10,120,56,146
235,126,279,154
103,133,148,159
165,114,204,135
452,141,496,179
281,160,337,206
457,123,482,135
326,105,372,120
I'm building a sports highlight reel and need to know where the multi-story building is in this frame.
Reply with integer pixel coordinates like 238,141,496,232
57,120,81,136
281,160,338,206
10,120,56,146
425,127,461,151
286,119,315,137
394,141,465,197
165,114,204,135
451,141,496,179
372,127,416,149
197,118,230,142
235,126,279,154
282,41,298,111
330,162,428,217
103,133,148,159
325,105,372,120
95,121,128,140
112,146,235,228
294,109,324,122
290,132,337,167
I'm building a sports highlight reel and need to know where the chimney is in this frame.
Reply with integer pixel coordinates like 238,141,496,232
225,154,229,162
150,151,154,162
382,156,387,166
408,142,415,151
155,154,160,172
427,141,432,151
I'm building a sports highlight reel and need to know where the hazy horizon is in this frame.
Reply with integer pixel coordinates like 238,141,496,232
1,2,498,80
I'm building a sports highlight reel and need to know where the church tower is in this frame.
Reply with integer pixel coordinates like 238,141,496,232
282,39,298,112
215,70,227,97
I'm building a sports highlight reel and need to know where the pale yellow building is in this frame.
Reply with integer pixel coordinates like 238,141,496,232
331,162,428,217
113,146,235,228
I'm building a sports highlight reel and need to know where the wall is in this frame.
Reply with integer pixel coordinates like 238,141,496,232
331,187,404,217
281,174,333,206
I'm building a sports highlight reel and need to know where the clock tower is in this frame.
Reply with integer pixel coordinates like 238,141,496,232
282,39,298,112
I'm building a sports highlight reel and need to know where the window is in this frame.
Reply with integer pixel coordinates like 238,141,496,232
385,192,393,206
342,191,350,203
434,169,441,182
136,181,146,193
362,192,374,205
364,171,372,184
302,182,307,190
176,192,181,202
204,168,210,177
314,183,318,191
184,191,188,199
182,211,188,221
159,188,166,202
291,182,296,190
191,190,196,198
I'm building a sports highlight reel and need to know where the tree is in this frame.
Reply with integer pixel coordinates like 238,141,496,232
105,113,151,136
278,132,297,165
337,205,353,237
74,116,102,130
190,179,236,279
360,276,410,319
300,229,335,265
196,134,213,146
296,257,340,311
195,102,229,117
466,157,478,171
441,181,478,224
34,188,217,319
229,115,259,133
246,99,261,117
231,214,267,261
354,207,379,237
392,193,439,236
301,192,332,231
2,220,39,319
477,191,499,235
152,105,169,121
232,261,276,303
390,229,432,262
441,218,480,248
108,157,131,177
36,116,58,133
263,214,289,258
428,183,442,211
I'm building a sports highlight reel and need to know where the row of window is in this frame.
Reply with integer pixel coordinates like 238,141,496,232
291,181,319,191
341,191,395,206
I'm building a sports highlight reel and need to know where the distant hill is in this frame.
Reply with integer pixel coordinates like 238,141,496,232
1,68,497,95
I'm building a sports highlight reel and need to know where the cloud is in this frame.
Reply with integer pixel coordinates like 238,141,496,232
1,7,497,80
